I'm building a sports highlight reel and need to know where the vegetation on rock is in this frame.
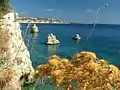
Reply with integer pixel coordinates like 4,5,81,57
0,68,13,89
0,0,12,17
0,68,21,90
0,26,10,52
35,51,120,90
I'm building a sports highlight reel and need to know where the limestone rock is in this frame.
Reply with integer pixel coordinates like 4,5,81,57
46,33,60,45
0,11,34,85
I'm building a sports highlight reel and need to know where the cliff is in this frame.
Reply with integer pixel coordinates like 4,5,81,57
0,11,34,87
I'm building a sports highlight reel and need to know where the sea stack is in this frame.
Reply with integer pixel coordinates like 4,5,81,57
46,33,60,45
72,34,81,40
31,24,39,33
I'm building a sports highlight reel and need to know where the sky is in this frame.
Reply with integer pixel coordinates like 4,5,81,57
10,0,120,24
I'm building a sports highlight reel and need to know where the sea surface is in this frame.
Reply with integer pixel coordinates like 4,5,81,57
21,23,120,89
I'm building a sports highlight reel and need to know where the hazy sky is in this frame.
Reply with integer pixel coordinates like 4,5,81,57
10,0,120,24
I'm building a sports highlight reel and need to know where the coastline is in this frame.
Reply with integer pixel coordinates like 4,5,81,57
16,17,70,24
19,22,70,24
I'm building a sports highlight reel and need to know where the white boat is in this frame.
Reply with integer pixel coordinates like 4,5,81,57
31,24,39,33
72,34,81,40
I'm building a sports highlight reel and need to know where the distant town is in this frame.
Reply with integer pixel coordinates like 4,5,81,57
16,17,70,24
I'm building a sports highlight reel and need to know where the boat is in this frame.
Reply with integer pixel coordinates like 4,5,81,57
31,24,39,33
46,33,60,45
72,34,81,40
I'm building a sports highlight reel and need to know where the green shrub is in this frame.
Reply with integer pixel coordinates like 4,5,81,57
0,0,12,17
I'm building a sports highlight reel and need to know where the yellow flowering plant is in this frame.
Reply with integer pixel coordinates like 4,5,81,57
35,52,120,90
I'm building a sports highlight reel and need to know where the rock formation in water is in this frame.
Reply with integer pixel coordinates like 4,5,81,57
0,9,34,89
46,33,60,45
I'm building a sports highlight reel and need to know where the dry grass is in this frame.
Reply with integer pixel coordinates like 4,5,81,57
0,68,21,90
0,25,10,52
0,24,11,67
0,68,13,89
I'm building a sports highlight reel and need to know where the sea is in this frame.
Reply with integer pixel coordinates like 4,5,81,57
21,23,120,90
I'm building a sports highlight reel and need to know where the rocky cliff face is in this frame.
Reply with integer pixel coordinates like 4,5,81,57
0,11,34,85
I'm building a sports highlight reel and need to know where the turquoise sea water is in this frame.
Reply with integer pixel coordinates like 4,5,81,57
21,24,120,89
21,24,120,68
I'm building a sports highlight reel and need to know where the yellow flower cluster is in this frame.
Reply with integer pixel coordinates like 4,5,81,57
35,51,120,90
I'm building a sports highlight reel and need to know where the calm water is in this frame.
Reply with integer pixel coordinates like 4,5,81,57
21,24,120,90
21,24,120,68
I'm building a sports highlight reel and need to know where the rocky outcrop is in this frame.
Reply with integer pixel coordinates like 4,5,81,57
46,33,60,45
0,11,34,85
